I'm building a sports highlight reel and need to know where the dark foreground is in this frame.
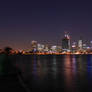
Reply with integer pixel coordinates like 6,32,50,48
0,74,30,92
0,54,92,92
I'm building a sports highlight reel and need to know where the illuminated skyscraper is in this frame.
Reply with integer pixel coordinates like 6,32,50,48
31,40,37,52
83,43,87,50
90,41,92,49
62,32,71,51
71,42,77,52
78,40,83,50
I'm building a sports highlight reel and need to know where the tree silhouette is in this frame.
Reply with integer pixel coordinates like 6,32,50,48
4,46,12,55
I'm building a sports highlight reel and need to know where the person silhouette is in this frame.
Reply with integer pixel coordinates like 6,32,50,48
0,47,28,92
0,47,12,76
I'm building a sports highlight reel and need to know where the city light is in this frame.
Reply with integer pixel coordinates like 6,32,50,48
0,32,92,55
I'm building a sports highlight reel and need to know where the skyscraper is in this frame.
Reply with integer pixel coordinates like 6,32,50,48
90,41,92,49
31,40,37,52
62,32,71,51
78,39,83,50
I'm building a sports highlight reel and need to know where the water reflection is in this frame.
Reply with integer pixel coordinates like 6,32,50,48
32,55,38,79
87,55,92,90
14,55,92,92
63,55,76,92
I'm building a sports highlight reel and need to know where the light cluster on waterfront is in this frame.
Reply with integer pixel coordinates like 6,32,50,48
28,32,92,55
1,32,92,55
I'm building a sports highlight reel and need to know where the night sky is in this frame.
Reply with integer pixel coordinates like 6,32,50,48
0,0,92,50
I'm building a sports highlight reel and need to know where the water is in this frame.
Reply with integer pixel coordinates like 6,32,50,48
14,55,92,92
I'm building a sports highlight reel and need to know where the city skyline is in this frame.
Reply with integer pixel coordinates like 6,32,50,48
0,0,92,49
1,32,92,50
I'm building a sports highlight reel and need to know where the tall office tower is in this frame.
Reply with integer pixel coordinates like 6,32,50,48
72,42,77,52
62,32,71,51
90,41,92,49
78,40,83,50
31,40,37,52
82,43,87,50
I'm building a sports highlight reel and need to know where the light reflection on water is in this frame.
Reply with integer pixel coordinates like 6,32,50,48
15,55,92,92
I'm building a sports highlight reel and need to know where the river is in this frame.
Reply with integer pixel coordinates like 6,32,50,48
13,55,92,92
